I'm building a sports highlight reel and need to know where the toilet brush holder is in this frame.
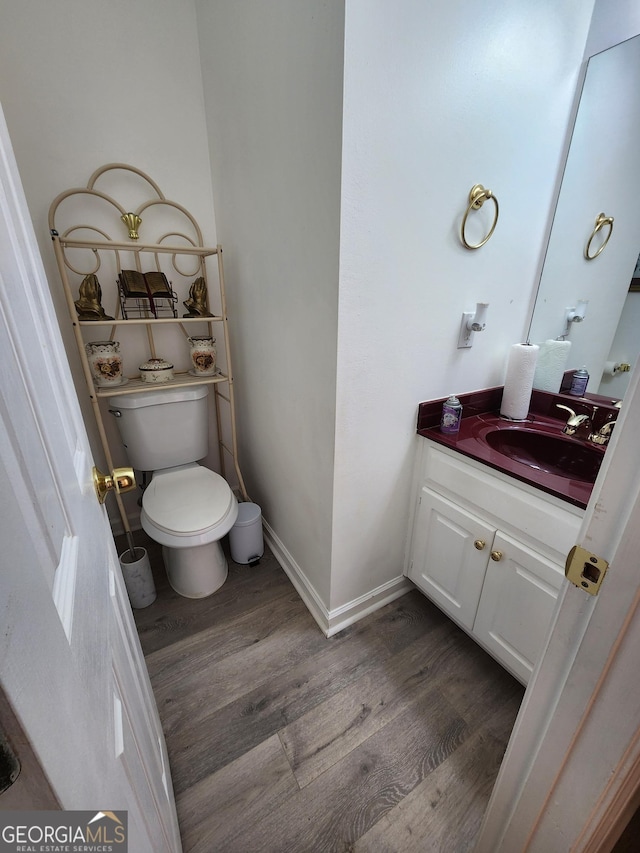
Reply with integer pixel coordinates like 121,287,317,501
119,547,157,609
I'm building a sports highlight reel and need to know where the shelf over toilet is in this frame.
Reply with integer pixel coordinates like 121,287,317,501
49,163,249,543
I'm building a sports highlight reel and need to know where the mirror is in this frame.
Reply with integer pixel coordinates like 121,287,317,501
528,33,640,401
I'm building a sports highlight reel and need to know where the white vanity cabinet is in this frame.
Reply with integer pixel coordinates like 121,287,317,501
405,440,584,684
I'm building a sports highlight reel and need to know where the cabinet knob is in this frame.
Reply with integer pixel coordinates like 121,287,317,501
474,539,486,551
490,550,503,562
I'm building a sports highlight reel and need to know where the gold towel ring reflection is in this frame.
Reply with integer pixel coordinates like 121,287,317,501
460,184,500,250
585,213,614,260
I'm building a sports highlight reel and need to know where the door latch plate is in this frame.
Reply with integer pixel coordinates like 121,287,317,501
565,545,609,595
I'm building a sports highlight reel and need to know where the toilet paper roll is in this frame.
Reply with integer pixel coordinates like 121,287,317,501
603,361,618,376
500,343,540,420
533,339,572,392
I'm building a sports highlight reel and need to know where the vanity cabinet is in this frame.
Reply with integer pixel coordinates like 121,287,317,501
405,440,583,683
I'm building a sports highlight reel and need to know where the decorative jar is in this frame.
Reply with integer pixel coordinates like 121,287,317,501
188,336,217,375
86,340,123,386
139,357,174,383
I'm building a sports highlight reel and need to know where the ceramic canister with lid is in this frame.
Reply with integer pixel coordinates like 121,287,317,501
86,340,123,386
139,357,174,383
188,336,217,375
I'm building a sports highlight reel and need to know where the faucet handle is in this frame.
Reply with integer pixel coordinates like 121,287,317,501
556,404,576,419
556,403,597,420
590,418,616,445
556,403,594,437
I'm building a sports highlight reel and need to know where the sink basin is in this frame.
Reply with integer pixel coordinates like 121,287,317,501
419,405,612,508
484,427,603,483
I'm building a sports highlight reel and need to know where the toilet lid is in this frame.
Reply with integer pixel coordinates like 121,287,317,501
142,466,234,536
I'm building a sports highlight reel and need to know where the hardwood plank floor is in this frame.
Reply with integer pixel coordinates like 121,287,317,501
122,530,524,852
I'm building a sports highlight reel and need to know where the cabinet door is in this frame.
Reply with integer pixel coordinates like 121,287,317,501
407,487,494,631
473,531,564,684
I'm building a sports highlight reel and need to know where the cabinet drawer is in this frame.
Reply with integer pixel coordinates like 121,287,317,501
421,442,582,560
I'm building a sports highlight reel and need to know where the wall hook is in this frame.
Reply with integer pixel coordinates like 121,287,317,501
458,302,489,348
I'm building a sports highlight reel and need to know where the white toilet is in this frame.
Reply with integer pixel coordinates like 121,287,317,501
108,386,238,598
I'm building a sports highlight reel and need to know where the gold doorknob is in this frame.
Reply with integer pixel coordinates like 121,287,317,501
490,550,503,562
92,466,136,504
474,539,486,550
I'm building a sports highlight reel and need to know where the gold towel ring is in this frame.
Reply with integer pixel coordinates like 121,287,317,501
585,213,614,260
460,184,500,250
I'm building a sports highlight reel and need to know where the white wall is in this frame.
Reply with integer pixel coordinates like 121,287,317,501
195,0,345,604
0,1,612,623
330,0,594,610
584,0,640,56
0,0,217,520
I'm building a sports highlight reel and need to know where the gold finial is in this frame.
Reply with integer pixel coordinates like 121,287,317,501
121,212,142,240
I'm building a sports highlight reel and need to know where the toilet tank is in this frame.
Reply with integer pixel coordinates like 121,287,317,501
108,386,209,471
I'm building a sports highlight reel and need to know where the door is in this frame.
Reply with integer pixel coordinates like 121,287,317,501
0,107,181,851
476,353,640,851
408,487,493,631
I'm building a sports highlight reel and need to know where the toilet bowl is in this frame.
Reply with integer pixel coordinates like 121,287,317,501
140,464,238,598
109,386,237,599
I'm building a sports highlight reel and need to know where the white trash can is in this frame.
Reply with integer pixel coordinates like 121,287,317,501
229,502,264,565
119,547,157,608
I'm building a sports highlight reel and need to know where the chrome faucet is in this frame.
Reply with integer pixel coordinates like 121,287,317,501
590,418,617,446
556,404,593,437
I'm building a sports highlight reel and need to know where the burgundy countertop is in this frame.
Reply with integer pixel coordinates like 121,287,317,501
416,388,616,510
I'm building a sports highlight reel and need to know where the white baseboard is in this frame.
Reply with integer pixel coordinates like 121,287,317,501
109,514,142,539
262,521,411,637
262,522,329,633
109,517,125,538
325,575,412,637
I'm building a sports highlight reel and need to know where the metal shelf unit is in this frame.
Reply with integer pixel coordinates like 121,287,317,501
49,163,248,544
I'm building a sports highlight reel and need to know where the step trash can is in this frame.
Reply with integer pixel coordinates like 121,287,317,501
229,502,264,565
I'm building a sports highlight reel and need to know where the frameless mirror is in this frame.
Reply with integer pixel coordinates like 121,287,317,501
528,33,640,401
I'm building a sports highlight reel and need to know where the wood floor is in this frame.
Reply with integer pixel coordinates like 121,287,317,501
125,531,524,853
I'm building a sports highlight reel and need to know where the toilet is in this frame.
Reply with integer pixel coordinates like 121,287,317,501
108,385,238,598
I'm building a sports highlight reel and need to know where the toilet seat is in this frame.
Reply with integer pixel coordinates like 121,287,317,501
141,464,238,548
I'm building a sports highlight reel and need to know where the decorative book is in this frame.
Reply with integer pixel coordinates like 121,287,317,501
117,269,177,319
119,269,173,299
